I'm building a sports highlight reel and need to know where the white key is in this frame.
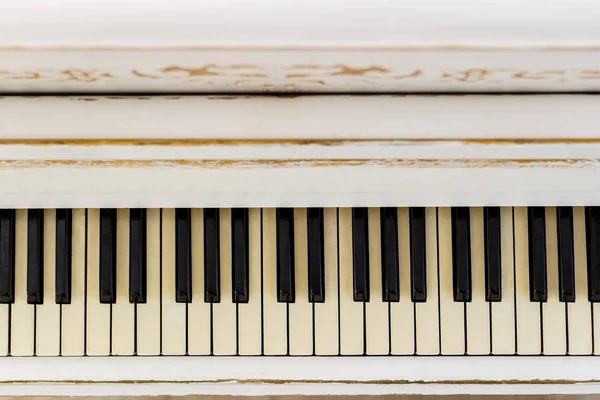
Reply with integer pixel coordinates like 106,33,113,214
339,208,364,355
466,207,490,355
514,207,542,355
112,209,134,355
161,209,187,355
238,208,262,355
188,208,210,355
415,207,440,355
314,207,339,355
262,208,287,355
390,208,414,355
0,303,7,356
137,208,161,356
491,207,516,354
86,208,110,356
289,208,313,355
438,207,464,355
570,207,593,355
11,209,34,356
213,208,237,355
543,207,567,355
366,207,389,355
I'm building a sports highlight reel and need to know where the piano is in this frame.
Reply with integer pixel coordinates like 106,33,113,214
2,0,600,396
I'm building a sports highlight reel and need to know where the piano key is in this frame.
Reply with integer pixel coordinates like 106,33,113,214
112,209,134,355
36,209,60,355
484,207,502,302
204,208,220,303
27,209,44,305
175,208,192,303
339,207,364,355
61,209,85,356
0,210,15,304
390,208,415,355
187,208,210,355
276,208,295,303
415,207,440,355
237,208,262,355
262,208,287,355
161,209,187,355
452,207,472,302
352,207,369,302
491,207,516,355
0,303,6,356
542,207,566,355
569,207,593,355
409,207,427,302
307,208,325,303
366,207,390,355
289,208,313,355
586,207,600,302
99,208,116,304
232,208,249,303
314,208,339,355
438,207,465,355
212,209,237,355
466,207,490,355
514,207,542,355
85,209,110,356
55,209,72,304
11,209,34,356
557,207,575,302
381,207,399,302
129,208,147,303
528,207,548,302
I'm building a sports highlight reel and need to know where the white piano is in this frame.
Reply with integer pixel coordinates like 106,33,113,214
1,0,600,396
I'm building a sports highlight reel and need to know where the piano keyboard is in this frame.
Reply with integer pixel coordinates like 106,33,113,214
0,206,599,357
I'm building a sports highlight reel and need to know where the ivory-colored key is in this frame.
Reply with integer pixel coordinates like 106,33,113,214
466,207,490,355
366,208,389,355
188,209,210,355
86,208,110,356
161,209,187,355
390,208,415,355
314,208,339,355
438,207,465,355
262,208,287,355
212,209,237,355
0,304,7,356
339,207,364,355
543,207,567,355
112,209,135,355
415,207,440,355
491,207,516,354
514,207,542,355
11,210,34,356
570,207,593,354
289,208,313,355
238,208,262,355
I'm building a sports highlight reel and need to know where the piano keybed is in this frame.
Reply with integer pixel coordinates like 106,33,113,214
0,206,598,356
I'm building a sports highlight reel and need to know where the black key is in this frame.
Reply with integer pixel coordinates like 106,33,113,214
175,208,192,303
528,207,547,302
557,207,575,302
27,209,44,304
452,207,472,302
0,210,15,304
55,209,72,304
99,208,117,304
307,208,325,303
276,208,295,303
352,207,369,302
410,207,427,302
232,208,249,303
380,207,399,302
484,207,502,302
129,208,147,303
585,207,600,302
204,208,220,303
